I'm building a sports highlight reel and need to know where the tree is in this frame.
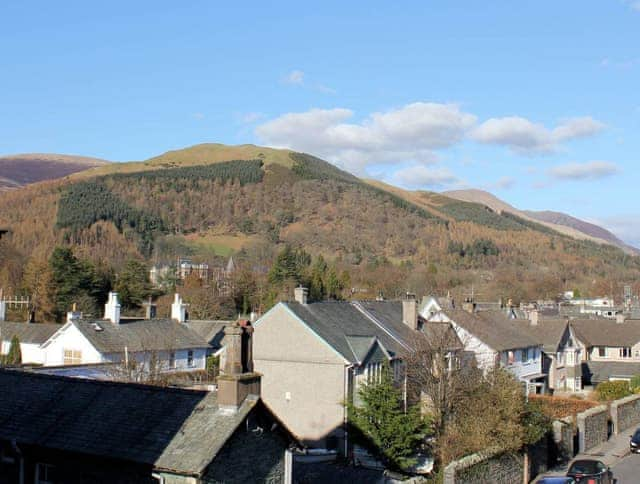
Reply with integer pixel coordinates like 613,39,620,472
6,335,22,366
22,256,56,321
114,259,153,309
348,362,430,470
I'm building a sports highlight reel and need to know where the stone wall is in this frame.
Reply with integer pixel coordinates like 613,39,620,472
610,394,640,435
577,404,608,453
551,418,575,464
443,450,523,484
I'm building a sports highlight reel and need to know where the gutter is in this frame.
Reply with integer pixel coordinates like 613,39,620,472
344,363,355,457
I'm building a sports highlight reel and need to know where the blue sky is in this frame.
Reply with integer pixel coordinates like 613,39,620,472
1,1,639,244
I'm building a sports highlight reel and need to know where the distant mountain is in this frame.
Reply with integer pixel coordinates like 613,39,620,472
444,189,638,255
0,153,110,191
523,210,637,254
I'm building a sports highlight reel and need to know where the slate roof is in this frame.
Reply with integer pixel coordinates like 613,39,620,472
509,318,570,353
185,320,231,350
0,370,256,475
285,301,415,363
0,321,60,345
570,319,640,347
441,309,540,352
582,360,640,384
64,318,211,354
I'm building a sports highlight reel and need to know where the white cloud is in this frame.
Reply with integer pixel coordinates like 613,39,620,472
283,70,305,85
471,116,604,154
391,165,461,189
596,215,640,248
255,103,476,173
625,1,640,12
548,161,620,180
487,176,516,190
237,112,264,124
192,112,205,120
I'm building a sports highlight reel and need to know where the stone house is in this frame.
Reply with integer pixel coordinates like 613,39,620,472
253,289,461,454
427,307,546,393
0,321,60,364
40,293,211,373
0,322,295,483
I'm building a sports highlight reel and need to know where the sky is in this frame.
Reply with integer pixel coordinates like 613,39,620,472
1,1,639,245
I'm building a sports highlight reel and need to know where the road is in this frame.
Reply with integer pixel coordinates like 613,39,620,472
612,453,640,483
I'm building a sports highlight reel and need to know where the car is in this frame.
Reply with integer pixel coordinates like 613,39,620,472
537,477,576,483
630,427,640,453
566,459,614,483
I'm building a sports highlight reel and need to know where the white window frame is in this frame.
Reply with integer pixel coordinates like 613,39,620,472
187,350,194,367
63,349,82,365
35,463,55,484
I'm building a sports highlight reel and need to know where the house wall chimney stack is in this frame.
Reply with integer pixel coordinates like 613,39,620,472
294,286,308,305
144,297,157,320
171,293,187,323
529,309,539,326
462,298,476,313
218,321,261,412
0,301,5,322
616,312,626,324
402,293,418,330
104,292,121,324
67,303,82,324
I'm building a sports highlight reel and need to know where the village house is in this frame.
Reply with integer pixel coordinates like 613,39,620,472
509,313,582,393
253,289,461,455
0,321,60,364
40,292,211,373
0,321,296,483
427,303,546,393
570,316,640,385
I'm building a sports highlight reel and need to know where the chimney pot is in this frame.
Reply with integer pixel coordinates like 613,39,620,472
294,286,308,305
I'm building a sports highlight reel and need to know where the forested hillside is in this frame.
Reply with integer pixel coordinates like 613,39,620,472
1,143,639,322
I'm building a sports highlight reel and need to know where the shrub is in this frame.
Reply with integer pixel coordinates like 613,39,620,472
595,380,632,401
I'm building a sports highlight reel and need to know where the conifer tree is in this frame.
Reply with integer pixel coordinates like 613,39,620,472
6,335,22,366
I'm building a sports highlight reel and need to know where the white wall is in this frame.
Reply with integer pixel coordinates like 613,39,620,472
42,323,104,366
0,341,46,364
499,347,542,380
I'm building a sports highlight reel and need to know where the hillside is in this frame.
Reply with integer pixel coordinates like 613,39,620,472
443,189,637,254
1,144,639,306
0,153,110,191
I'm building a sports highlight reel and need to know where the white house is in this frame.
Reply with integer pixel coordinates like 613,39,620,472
0,321,60,364
40,293,210,373
427,307,546,393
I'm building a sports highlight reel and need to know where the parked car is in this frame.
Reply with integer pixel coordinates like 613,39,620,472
566,459,613,483
537,477,575,483
630,427,640,453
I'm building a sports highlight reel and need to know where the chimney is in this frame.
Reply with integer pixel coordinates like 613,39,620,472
616,312,626,324
402,293,418,330
529,309,539,326
294,286,308,305
218,321,261,412
144,297,157,320
171,293,187,323
0,301,5,322
104,292,121,324
66,303,82,324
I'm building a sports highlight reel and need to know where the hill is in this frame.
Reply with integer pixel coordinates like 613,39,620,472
1,144,639,308
443,189,637,255
0,153,110,191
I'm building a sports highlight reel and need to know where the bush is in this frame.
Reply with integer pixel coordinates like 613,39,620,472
595,380,632,401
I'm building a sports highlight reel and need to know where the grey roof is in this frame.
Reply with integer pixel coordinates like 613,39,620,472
441,309,540,352
67,318,211,354
582,360,640,384
0,321,60,345
185,320,231,350
344,335,378,363
0,369,254,474
285,301,415,363
570,319,640,347
509,318,570,353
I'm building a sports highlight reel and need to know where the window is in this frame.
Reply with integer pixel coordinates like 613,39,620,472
169,351,176,369
187,350,194,367
35,463,57,484
366,362,382,384
620,347,632,358
63,349,82,365
598,347,607,358
507,351,515,365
